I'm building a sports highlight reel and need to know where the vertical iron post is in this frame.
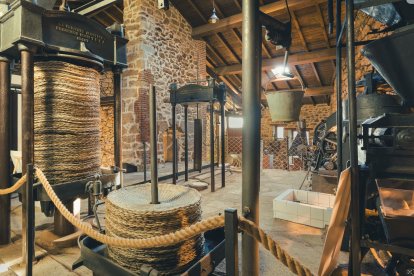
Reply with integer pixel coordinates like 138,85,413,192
184,105,189,181
113,67,123,187
25,164,34,276
210,102,215,192
175,138,178,180
143,142,147,182
150,85,159,204
216,114,220,168
241,0,261,274
336,0,343,179
220,101,225,187
194,118,202,173
346,0,361,275
54,200,74,236
225,208,239,276
172,104,177,184
19,43,35,263
0,56,10,245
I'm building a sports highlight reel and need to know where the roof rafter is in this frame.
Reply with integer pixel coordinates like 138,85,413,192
215,48,339,75
192,0,327,38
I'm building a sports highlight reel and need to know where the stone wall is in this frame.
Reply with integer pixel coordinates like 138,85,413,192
331,11,391,112
262,103,332,138
122,0,207,166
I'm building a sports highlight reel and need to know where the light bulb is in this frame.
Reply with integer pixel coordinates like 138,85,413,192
209,8,219,24
271,66,290,76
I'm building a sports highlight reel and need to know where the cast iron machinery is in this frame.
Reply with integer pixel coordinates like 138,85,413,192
169,79,226,192
331,0,414,274
0,0,127,273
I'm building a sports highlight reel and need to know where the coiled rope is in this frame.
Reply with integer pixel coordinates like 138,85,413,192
1,169,314,275
36,168,224,248
34,61,101,184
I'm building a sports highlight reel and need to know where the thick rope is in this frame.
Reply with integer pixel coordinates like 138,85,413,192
35,167,313,275
36,167,224,248
34,61,101,184
0,175,27,195
238,216,314,276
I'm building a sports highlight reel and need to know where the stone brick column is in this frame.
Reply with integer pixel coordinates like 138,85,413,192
122,0,208,167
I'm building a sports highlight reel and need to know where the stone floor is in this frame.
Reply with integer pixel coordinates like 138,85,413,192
0,168,349,276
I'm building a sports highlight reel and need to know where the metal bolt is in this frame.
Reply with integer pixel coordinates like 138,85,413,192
242,206,251,217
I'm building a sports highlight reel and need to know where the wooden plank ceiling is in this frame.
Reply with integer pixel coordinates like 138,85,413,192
171,0,341,107
58,0,341,107
58,0,123,27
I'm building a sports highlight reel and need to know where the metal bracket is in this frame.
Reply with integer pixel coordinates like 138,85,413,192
259,11,291,49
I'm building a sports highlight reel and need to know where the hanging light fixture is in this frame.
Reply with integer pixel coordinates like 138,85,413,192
208,0,219,24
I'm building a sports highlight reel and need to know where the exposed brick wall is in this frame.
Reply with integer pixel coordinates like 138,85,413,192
100,106,114,167
100,71,115,167
122,0,207,166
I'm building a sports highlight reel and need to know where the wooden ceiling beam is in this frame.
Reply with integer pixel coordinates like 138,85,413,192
304,86,334,96
314,4,331,48
314,3,337,73
206,66,242,107
311,63,323,86
262,71,277,91
216,33,241,63
292,10,325,87
113,4,123,15
291,65,306,87
285,81,292,89
75,0,117,15
232,28,242,43
185,0,208,23
262,41,272,59
265,86,333,96
233,0,241,11
215,48,339,75
291,10,308,51
206,42,228,66
103,9,118,23
192,0,326,38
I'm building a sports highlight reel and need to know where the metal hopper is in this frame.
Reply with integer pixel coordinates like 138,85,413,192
362,25,414,107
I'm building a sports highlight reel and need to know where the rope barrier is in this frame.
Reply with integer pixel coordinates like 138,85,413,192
36,168,224,248
0,175,27,195
239,216,314,276
2,168,313,275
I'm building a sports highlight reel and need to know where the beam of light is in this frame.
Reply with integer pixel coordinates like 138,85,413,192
271,65,290,76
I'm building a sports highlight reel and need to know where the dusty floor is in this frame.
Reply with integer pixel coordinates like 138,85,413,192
0,168,347,275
